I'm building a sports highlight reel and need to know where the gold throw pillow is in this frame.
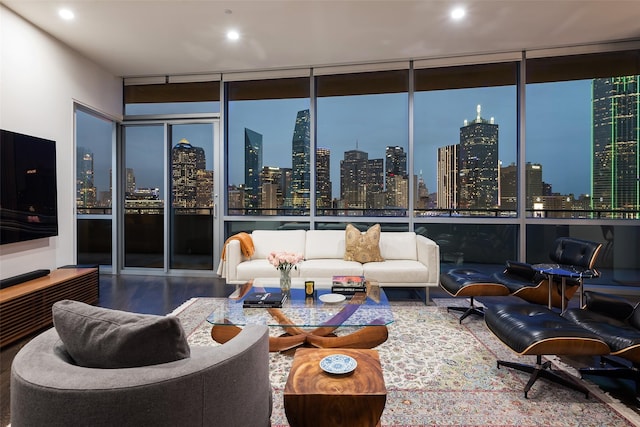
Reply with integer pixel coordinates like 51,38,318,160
344,224,384,263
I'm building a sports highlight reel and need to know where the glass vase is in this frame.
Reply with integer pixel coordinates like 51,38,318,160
280,269,292,293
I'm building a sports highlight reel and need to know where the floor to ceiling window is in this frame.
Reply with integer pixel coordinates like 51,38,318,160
102,45,639,289
315,69,409,218
122,125,166,269
75,106,115,267
169,122,216,270
413,61,520,264
225,77,311,223
525,50,640,286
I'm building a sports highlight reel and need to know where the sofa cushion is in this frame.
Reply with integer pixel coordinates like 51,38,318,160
344,224,384,263
305,230,345,259
298,259,364,277
52,300,190,368
379,232,417,260
251,229,306,260
363,260,429,283
237,259,301,280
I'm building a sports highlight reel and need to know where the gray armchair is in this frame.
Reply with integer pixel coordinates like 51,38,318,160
11,324,272,427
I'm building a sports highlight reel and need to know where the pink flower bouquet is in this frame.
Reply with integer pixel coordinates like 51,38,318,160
267,251,304,272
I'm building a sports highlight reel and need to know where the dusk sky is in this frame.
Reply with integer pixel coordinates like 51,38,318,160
80,79,592,202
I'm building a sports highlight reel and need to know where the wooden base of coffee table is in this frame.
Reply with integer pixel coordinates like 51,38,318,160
211,290,390,352
284,348,386,427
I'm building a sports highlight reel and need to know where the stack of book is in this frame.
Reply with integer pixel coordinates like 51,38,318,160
331,275,367,295
243,292,288,308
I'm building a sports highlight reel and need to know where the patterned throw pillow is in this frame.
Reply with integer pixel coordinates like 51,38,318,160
344,223,384,263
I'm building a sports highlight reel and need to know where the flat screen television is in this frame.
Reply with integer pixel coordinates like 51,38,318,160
0,129,58,245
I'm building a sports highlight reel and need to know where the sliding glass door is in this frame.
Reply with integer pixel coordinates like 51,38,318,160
122,120,218,272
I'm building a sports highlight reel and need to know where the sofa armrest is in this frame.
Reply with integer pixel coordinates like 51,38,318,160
416,235,440,285
223,239,243,282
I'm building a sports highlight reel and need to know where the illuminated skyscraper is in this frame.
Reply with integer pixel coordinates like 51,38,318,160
459,105,499,209
244,128,263,211
260,166,283,215
172,138,206,208
316,147,332,209
340,149,368,208
437,144,458,209
76,146,96,208
385,146,407,208
592,76,639,217
291,109,310,209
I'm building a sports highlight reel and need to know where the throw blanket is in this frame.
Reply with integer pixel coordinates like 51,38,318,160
216,232,255,277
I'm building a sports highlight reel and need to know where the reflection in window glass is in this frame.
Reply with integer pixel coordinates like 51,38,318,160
169,123,215,270
76,109,113,213
123,125,165,268
76,108,114,266
414,63,518,217
226,78,310,216
526,52,639,219
316,71,409,217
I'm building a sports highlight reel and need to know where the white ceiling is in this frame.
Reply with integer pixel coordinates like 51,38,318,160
4,0,640,78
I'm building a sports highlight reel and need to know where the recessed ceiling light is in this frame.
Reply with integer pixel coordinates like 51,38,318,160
450,6,466,21
58,8,75,20
226,30,240,41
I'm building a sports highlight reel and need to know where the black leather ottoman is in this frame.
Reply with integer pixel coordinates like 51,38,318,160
485,302,610,398
440,268,510,323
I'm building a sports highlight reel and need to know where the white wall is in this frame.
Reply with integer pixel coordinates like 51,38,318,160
0,5,122,279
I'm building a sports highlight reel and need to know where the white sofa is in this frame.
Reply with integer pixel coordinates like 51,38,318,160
220,229,440,302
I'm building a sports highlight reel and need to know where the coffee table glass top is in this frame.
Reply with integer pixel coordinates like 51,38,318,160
207,286,394,328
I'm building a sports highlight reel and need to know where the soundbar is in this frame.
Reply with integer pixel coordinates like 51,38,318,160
0,269,51,290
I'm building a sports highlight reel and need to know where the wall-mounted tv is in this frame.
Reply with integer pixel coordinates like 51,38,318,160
1,129,58,245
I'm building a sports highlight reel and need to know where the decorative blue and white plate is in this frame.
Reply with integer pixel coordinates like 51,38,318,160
319,354,357,375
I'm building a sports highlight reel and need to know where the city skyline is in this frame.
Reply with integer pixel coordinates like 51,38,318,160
78,77,637,214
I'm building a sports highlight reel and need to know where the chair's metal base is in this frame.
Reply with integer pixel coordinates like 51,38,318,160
498,355,590,399
580,356,640,395
447,297,483,323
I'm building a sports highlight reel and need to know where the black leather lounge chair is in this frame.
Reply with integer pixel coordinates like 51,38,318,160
493,237,602,309
485,302,610,398
439,268,510,323
440,237,603,324
563,291,640,396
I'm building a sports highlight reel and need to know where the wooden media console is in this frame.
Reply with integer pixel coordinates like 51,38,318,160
0,267,99,347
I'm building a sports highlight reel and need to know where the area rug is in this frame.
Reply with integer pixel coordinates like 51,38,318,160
171,298,640,426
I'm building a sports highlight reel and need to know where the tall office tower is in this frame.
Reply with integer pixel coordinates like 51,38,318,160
196,169,214,208
385,146,407,207
291,109,311,209
526,163,543,209
125,168,136,197
172,138,206,208
280,168,293,210
415,172,429,209
260,166,283,215
76,146,96,208
592,76,639,217
316,147,332,209
500,162,543,212
459,105,499,209
500,163,517,210
340,149,369,208
227,185,245,215
367,158,384,209
244,128,263,212
436,144,459,209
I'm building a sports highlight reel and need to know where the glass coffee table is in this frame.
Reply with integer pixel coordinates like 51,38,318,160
207,280,394,352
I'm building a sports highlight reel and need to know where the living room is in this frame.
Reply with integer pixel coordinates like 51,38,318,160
2,1,640,425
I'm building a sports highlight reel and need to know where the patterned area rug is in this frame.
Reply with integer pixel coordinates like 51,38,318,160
172,297,640,426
